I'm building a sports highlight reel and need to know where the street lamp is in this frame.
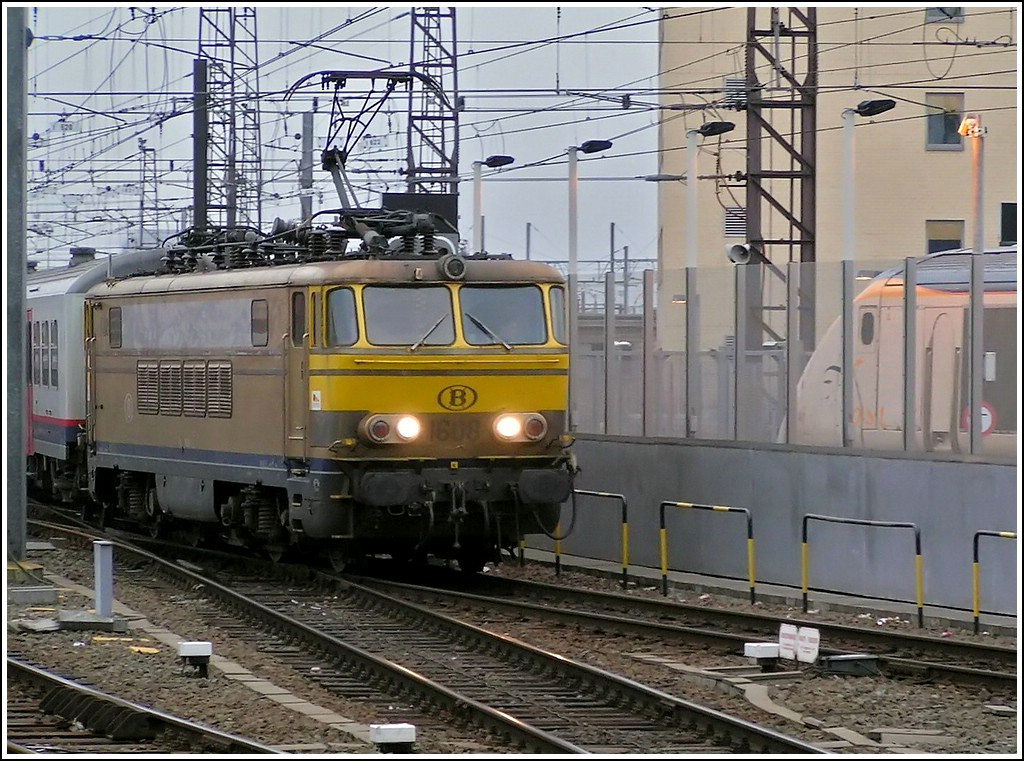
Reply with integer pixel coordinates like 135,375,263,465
839,99,895,448
841,99,895,262
685,121,735,269
958,112,986,453
472,154,515,253
567,138,613,430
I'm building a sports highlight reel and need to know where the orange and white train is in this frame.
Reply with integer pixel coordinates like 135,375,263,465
793,246,1017,457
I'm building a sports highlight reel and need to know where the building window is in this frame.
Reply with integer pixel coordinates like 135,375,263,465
926,7,964,23
926,219,964,254
724,207,746,238
1000,203,1017,245
925,93,964,150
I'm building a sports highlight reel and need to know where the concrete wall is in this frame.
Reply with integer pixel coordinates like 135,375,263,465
539,436,1018,614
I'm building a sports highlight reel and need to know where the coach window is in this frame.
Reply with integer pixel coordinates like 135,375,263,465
291,292,306,347
250,299,268,347
51,320,58,388
860,309,876,346
41,320,50,386
326,287,358,346
32,320,41,385
549,287,567,344
925,93,964,151
109,307,122,349
925,7,963,23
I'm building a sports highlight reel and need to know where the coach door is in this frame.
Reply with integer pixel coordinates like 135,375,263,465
285,289,309,461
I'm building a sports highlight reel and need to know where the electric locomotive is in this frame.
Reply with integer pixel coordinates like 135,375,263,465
76,208,575,571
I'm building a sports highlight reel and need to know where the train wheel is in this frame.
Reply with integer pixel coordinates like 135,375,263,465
148,512,166,539
267,545,290,563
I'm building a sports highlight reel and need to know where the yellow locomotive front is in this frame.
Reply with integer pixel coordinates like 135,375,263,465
278,236,574,571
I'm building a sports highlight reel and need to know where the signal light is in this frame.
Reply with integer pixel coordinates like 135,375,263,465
524,416,546,440
369,418,390,442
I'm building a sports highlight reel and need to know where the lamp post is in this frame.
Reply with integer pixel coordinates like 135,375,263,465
567,139,613,431
471,154,514,253
841,100,895,262
959,112,986,454
683,121,733,438
840,99,895,447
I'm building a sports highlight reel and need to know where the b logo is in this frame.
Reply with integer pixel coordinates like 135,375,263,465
438,384,478,411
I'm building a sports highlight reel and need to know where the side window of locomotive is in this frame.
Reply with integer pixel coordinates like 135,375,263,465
109,307,122,349
250,299,268,347
51,320,58,388
41,320,50,386
291,292,306,347
327,288,358,347
460,285,547,345
549,287,567,344
311,292,320,346
860,309,876,345
363,286,454,346
32,320,41,385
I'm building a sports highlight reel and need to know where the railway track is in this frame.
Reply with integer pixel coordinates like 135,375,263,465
347,567,1016,690
6,656,281,755
26,520,826,754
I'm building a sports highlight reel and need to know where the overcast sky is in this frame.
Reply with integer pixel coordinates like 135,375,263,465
12,3,666,286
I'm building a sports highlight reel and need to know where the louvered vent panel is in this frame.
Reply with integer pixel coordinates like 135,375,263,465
207,361,233,418
725,207,746,238
183,360,208,417
159,361,183,416
137,361,160,415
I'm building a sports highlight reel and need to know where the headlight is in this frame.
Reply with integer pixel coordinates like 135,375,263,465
524,415,547,441
396,415,421,441
360,414,419,445
494,414,523,440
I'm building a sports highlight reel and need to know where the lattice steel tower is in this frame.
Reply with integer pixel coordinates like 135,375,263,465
198,7,263,228
405,7,460,195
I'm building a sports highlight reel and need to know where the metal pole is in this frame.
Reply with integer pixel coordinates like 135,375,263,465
842,259,855,447
610,221,616,276
7,6,28,562
685,267,700,437
969,254,984,453
786,261,800,443
642,270,655,436
525,221,531,261
300,111,313,220
604,271,616,434
94,541,115,618
622,245,630,313
685,130,699,270
903,257,918,451
473,161,483,253
567,146,580,431
192,58,209,231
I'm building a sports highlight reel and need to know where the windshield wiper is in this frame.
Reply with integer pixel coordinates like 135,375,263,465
409,314,447,352
465,312,512,351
